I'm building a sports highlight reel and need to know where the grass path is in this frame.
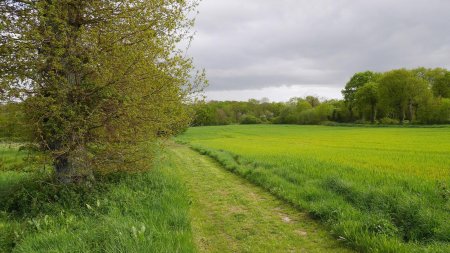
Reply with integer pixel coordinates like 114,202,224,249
168,143,352,253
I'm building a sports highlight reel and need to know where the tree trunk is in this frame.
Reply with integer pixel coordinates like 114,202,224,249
374,107,377,123
54,146,93,184
408,101,414,122
52,2,92,184
349,106,354,121
399,106,405,123
54,155,74,184
371,104,376,123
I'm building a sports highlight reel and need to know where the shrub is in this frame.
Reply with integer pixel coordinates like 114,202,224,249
417,98,450,124
354,120,371,124
320,121,338,126
240,115,261,124
380,117,400,125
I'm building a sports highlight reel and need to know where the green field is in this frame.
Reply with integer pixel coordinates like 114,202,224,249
2,125,449,252
178,125,450,252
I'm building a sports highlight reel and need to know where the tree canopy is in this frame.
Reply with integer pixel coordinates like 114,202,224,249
1,0,203,182
354,81,379,123
378,69,431,122
341,71,381,120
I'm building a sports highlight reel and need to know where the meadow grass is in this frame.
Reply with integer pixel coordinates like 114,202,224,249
178,125,450,253
0,143,29,172
0,143,195,253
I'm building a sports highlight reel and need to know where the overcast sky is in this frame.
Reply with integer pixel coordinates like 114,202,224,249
187,0,450,101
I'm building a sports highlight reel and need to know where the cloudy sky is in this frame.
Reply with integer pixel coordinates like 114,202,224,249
187,0,450,101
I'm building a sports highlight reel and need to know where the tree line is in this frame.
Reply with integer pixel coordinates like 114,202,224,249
192,67,450,126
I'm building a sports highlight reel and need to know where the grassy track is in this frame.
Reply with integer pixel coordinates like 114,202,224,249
168,143,351,253
177,125,450,252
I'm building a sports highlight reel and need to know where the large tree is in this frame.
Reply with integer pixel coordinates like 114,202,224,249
412,67,450,98
1,0,203,182
378,69,430,123
342,71,380,120
354,82,379,123
431,70,450,98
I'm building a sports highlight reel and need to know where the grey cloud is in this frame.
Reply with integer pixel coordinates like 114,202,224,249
188,0,450,92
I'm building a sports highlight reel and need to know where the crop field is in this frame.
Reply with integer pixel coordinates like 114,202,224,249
2,126,449,252
178,125,450,252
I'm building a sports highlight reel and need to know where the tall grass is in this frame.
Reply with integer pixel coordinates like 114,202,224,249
0,143,28,172
178,125,450,253
0,144,195,253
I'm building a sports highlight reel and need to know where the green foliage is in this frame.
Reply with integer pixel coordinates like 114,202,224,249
0,143,30,172
297,100,314,111
354,82,379,123
433,71,450,98
412,67,450,98
191,102,218,126
379,117,400,125
305,96,321,107
340,68,448,124
417,98,450,124
342,71,381,119
1,0,203,180
342,71,379,101
378,69,431,122
192,96,338,126
178,125,450,253
0,104,30,141
240,115,261,124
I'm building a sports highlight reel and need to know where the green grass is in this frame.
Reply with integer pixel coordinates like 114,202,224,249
0,143,29,172
0,144,33,204
0,143,195,253
177,125,450,253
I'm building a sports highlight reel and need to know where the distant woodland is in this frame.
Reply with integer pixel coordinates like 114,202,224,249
192,68,450,126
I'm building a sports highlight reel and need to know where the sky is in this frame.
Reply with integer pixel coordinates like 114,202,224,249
187,0,450,102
